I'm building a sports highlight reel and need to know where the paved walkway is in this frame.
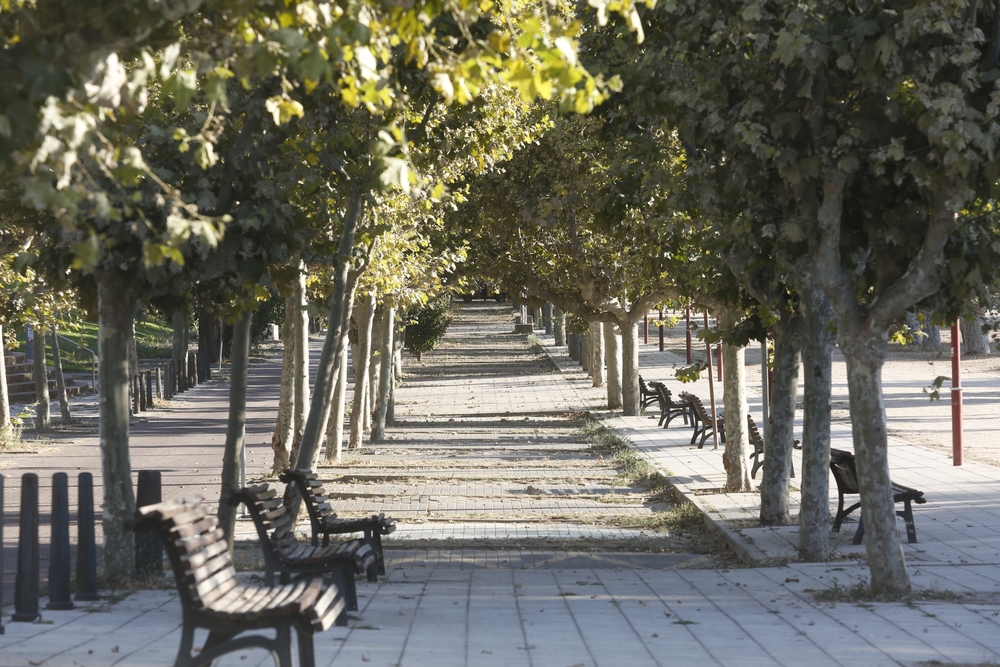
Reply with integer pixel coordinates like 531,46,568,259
4,303,1000,666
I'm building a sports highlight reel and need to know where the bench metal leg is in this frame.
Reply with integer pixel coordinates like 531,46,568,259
899,500,918,543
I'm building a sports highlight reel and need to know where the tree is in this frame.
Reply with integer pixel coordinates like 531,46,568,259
404,296,453,361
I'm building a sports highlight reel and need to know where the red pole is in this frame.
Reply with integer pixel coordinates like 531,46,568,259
643,315,649,345
658,309,664,352
685,306,692,364
952,322,963,466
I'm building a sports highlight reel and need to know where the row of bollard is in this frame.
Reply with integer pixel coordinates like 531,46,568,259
2,470,163,627
129,352,202,415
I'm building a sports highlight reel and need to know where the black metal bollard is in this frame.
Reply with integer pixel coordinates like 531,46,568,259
135,471,163,579
75,473,99,601
145,371,153,408
46,473,74,609
1,474,5,634
12,473,39,622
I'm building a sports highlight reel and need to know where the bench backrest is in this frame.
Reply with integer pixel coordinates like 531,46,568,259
280,469,336,537
682,393,715,424
747,414,764,454
131,497,238,611
233,483,299,555
829,448,861,495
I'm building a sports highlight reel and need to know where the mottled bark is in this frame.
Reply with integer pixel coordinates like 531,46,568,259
33,327,50,431
590,321,605,388
604,322,622,410
367,306,384,431
50,326,72,424
720,308,751,493
960,311,991,356
290,262,310,464
842,337,910,594
217,310,252,550
760,311,801,525
350,293,376,450
96,273,137,583
171,310,188,375
621,316,640,416
371,307,395,442
271,293,296,472
553,308,566,346
580,329,591,373
320,277,359,466
799,286,834,561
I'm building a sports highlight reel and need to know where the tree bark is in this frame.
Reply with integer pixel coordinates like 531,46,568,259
553,308,566,346
33,327,50,432
371,306,395,442
292,189,364,472
96,272,137,583
271,292,296,472
841,337,910,594
171,310,188,375
799,286,834,561
720,308,751,492
290,262,310,464
0,324,10,431
580,328,591,373
590,321,605,387
960,310,991,356
350,293,376,450
217,309,252,551
621,316,640,416
604,322,622,409
367,305,384,431
50,325,72,424
320,276,359,466
760,311,801,525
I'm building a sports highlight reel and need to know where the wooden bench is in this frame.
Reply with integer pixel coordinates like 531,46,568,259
638,375,660,410
830,448,926,544
229,483,377,614
654,384,690,429
280,469,395,575
747,414,795,480
680,392,724,448
129,496,345,667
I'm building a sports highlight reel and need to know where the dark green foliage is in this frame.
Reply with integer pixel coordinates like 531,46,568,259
251,294,285,347
404,296,453,361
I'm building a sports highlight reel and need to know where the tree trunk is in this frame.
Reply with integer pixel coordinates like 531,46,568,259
799,286,834,561
580,328,591,373
371,307,395,442
923,322,942,353
720,308,751,492
292,189,364,473
553,308,566,346
591,321,605,387
604,322,623,410
319,276,359,467
350,293,376,450
290,262,310,465
96,272,137,583
128,320,139,381
171,310,188,376
0,324,10,431
960,311,991,356
271,292,296,472
367,307,384,430
217,309,252,551
841,337,911,595
50,325,72,424
760,311,801,525
621,316,640,416
33,327,50,432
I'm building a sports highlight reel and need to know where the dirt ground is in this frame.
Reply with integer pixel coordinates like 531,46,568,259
653,314,1000,468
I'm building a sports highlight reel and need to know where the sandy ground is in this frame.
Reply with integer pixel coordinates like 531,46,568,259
649,314,1000,467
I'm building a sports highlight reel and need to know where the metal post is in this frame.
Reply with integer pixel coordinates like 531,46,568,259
685,306,692,364
135,471,163,578
91,356,96,395
715,314,722,382
952,322,963,466
145,370,153,408
75,473,99,601
704,312,719,450
658,309,664,352
13,473,40,622
219,318,224,372
47,472,74,609
643,315,648,345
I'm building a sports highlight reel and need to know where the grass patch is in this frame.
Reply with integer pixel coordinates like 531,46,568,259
580,419,670,495
809,578,967,604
